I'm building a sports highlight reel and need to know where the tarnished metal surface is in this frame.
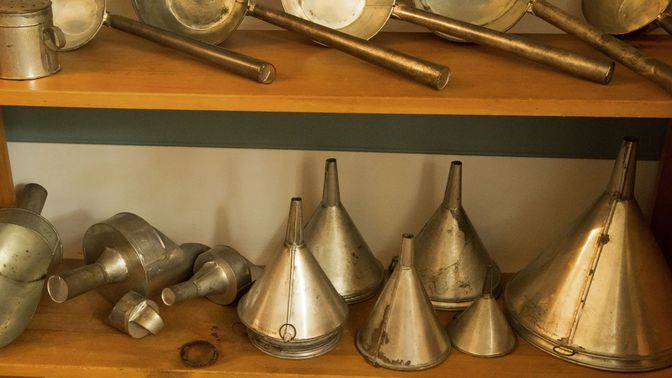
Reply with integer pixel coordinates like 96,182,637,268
505,138,672,372
0,183,62,348
238,198,348,359
162,245,263,306
582,0,671,35
51,0,104,50
47,212,208,303
415,161,501,310
304,159,384,304
0,1,63,80
448,265,516,357
106,291,164,338
356,233,450,370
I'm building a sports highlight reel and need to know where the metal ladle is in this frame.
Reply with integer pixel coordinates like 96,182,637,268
132,1,450,89
280,0,614,84
52,0,275,83
408,0,672,93
583,0,672,35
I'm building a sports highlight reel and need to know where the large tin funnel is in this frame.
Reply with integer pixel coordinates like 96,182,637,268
415,161,501,310
47,212,208,303
237,198,348,359
0,183,63,348
448,265,516,357
304,159,384,303
356,233,450,371
162,245,263,306
505,138,672,372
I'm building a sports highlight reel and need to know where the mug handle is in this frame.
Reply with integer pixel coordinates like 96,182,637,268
43,26,67,51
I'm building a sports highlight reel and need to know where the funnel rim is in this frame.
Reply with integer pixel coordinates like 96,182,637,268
247,328,343,359
355,330,451,371
450,342,516,358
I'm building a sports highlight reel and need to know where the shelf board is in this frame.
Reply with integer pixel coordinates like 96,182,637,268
0,30,670,117
0,262,669,377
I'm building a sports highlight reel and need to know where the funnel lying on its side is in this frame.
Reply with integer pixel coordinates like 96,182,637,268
449,265,516,357
162,245,263,306
304,158,384,303
356,233,450,371
505,138,672,372
415,161,501,310
47,212,209,303
238,198,348,359
107,291,164,339
0,183,63,348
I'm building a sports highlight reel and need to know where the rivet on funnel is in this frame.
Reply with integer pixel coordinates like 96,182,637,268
161,245,263,306
106,291,164,339
505,137,672,372
304,158,384,303
448,265,516,357
356,233,450,371
415,161,502,310
237,197,348,359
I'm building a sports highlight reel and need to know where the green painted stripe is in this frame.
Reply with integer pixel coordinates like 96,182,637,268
3,107,667,160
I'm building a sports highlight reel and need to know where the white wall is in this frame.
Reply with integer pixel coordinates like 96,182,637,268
8,143,660,272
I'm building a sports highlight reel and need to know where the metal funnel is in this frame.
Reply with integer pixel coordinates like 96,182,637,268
161,245,263,306
415,161,501,310
237,198,348,359
304,158,384,303
106,291,164,339
505,138,672,372
47,212,209,303
0,183,63,348
448,265,516,357
356,233,450,371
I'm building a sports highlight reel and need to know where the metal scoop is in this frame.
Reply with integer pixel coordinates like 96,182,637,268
583,0,672,35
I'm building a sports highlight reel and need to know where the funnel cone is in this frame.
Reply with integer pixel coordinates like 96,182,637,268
356,234,450,371
415,161,501,310
238,198,348,359
448,265,516,357
505,138,672,372
304,159,384,303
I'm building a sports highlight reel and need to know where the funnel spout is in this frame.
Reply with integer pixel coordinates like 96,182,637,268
286,198,304,245
606,138,638,199
322,159,341,206
17,183,48,215
400,233,415,267
162,262,229,306
481,265,495,298
442,161,462,209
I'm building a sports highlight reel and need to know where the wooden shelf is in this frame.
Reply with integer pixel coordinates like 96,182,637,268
0,262,669,377
0,30,670,117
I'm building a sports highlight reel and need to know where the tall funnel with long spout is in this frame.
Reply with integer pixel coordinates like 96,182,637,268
415,161,501,310
356,233,450,371
304,159,384,303
237,198,348,359
505,138,672,372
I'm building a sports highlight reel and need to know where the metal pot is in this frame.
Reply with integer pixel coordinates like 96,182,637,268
131,1,450,89
583,0,672,35
0,0,65,80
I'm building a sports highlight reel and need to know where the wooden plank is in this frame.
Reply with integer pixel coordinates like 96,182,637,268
0,263,669,377
652,122,672,266
0,108,15,208
0,31,670,117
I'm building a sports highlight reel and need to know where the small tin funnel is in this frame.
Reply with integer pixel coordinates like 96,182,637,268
0,183,63,348
106,291,164,339
448,265,516,357
415,161,502,310
505,138,672,372
237,198,348,359
161,245,263,306
304,158,384,303
356,233,450,371
47,212,209,303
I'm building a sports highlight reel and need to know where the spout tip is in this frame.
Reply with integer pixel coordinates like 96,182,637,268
323,158,341,206
435,68,451,90
286,198,304,245
400,233,415,268
161,288,177,306
47,275,69,303
259,64,276,84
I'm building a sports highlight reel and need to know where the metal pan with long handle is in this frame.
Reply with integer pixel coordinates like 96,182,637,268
52,0,275,83
280,0,614,84
407,0,672,94
132,1,450,90
583,0,672,35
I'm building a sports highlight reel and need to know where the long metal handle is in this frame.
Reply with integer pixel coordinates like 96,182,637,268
391,4,614,84
247,4,450,90
17,183,47,214
529,0,672,94
658,11,672,34
104,14,276,84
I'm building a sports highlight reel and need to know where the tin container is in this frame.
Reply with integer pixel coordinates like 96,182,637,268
0,0,64,80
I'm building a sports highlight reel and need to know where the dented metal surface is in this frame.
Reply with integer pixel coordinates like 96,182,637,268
505,138,672,372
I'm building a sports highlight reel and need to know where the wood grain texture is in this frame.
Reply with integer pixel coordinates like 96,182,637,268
0,31,670,117
652,122,672,266
0,263,669,377
0,109,15,208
